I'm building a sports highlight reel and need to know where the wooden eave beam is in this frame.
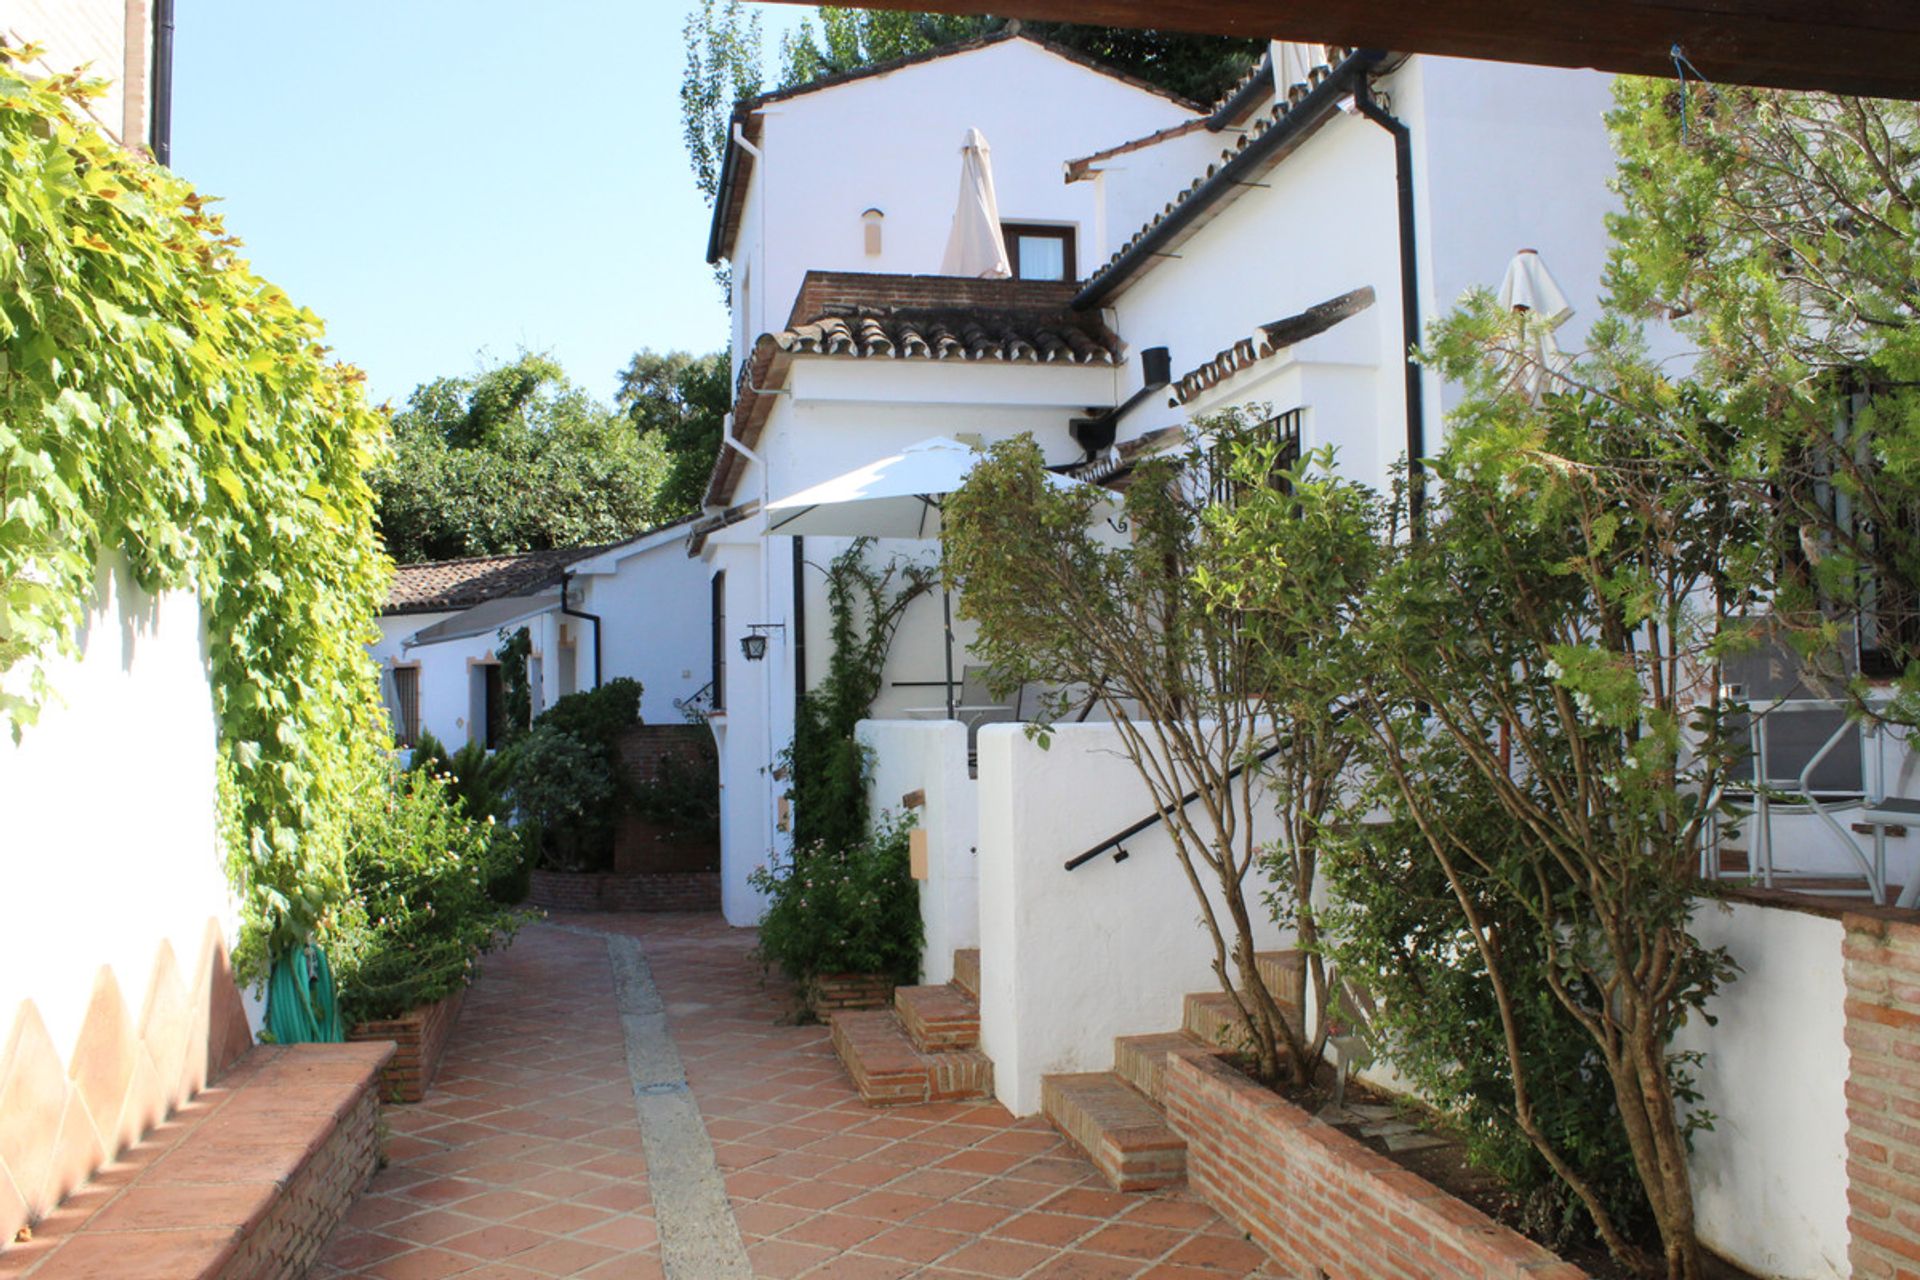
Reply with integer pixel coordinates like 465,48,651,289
754,0,1920,99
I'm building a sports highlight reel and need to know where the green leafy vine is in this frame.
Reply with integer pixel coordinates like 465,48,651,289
0,50,391,978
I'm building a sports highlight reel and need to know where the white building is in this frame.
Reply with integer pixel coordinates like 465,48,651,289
372,519,712,749
696,34,1633,925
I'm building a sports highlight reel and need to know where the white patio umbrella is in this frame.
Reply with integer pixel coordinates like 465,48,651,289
940,129,1012,279
765,436,1099,716
1496,247,1574,402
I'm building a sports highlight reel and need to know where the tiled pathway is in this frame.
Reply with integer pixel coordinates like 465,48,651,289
317,916,1278,1279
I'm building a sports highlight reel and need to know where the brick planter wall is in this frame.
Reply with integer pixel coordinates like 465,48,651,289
524,868,721,913
807,973,896,1019
1843,908,1920,1278
346,986,467,1104
1163,1052,1587,1280
215,1072,384,1278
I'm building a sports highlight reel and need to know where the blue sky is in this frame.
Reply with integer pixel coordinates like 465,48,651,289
173,2,809,408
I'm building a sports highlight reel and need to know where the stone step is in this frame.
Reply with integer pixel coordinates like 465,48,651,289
1041,1072,1186,1192
952,948,981,1001
1113,1031,1221,1106
829,1010,993,1107
895,982,980,1052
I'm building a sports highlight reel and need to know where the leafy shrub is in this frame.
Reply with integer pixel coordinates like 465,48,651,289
406,729,510,825
539,677,643,751
750,814,923,984
329,769,529,1024
503,724,619,871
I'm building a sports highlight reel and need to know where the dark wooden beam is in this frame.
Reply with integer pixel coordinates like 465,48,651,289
755,0,1920,99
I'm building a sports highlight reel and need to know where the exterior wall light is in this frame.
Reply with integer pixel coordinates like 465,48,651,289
740,623,783,661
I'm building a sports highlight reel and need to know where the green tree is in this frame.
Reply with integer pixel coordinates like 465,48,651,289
374,351,673,563
616,348,731,517
944,433,1306,1086
682,0,765,206
1341,319,1749,1276
1607,81,1920,725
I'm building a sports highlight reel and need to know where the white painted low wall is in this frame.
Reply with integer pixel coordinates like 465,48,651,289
0,556,241,1065
857,719,977,985
976,722,1289,1115
1678,896,1850,1279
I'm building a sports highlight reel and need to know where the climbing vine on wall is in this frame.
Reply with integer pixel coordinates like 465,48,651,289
784,539,933,854
0,51,392,977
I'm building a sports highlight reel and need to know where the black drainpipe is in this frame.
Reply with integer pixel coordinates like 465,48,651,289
150,0,175,166
1352,73,1425,530
559,572,602,689
791,535,807,708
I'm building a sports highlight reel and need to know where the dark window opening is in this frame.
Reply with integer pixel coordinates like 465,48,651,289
393,666,421,747
483,664,506,750
710,570,727,712
1001,223,1076,282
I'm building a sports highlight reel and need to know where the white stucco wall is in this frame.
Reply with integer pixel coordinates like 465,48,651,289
0,556,238,1061
730,37,1200,371
857,719,978,985
4,0,144,149
1677,898,1851,1279
975,722,1290,1115
571,530,711,725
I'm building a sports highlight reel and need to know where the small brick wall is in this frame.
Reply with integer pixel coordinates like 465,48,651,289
525,868,721,913
1843,909,1920,1278
346,986,466,1104
807,972,897,1018
613,725,719,875
216,1077,383,1279
1163,1053,1586,1280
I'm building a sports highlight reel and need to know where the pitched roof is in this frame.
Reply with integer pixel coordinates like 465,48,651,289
1075,46,1379,309
707,31,1206,264
1170,286,1376,406
703,272,1126,510
385,547,595,616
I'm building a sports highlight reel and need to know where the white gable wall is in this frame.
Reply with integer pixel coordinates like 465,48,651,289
730,40,1200,382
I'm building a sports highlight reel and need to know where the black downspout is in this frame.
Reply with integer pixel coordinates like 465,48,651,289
1353,73,1424,530
150,0,175,166
791,534,807,709
559,572,602,689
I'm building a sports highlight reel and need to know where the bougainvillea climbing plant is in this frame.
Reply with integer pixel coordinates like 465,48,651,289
0,51,391,979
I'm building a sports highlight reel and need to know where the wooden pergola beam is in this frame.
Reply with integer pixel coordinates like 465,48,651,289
755,0,1920,99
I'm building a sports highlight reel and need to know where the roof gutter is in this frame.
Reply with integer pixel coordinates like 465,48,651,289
1351,76,1425,530
559,573,603,689
1206,51,1272,129
1073,48,1384,312
704,108,751,264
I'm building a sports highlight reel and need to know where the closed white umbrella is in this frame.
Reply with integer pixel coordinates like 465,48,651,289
940,129,1012,279
1496,247,1573,402
766,436,1103,715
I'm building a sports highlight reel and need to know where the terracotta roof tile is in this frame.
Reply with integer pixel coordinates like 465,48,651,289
773,305,1121,366
1170,286,1376,406
384,547,596,616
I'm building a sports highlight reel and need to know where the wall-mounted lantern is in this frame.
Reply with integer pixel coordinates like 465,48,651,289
740,623,784,661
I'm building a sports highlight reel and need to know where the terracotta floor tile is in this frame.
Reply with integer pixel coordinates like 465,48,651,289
940,1237,1060,1277
320,919,1272,1280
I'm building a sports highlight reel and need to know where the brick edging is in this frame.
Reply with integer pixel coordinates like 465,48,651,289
346,986,466,1104
1163,1052,1587,1279
524,869,721,913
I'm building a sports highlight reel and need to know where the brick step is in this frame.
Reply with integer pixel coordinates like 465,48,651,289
1183,989,1304,1051
829,1010,993,1107
1113,1031,1222,1106
1255,950,1305,1013
1041,1072,1186,1192
894,982,979,1052
952,948,980,1001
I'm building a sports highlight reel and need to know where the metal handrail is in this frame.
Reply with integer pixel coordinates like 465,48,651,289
1063,740,1282,871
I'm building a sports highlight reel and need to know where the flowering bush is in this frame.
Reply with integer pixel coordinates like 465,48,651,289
749,814,922,985
328,768,530,1023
